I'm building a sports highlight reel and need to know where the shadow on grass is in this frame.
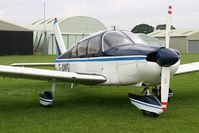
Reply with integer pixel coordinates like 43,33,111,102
55,95,130,108
0,93,135,113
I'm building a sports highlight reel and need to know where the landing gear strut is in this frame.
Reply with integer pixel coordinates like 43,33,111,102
39,79,56,106
152,86,173,100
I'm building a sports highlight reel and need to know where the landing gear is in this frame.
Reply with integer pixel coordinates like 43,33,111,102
141,110,159,117
39,79,56,106
129,85,174,117
129,86,163,117
152,86,173,100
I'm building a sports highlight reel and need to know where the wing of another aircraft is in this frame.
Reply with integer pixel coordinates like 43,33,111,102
0,65,106,85
175,62,199,75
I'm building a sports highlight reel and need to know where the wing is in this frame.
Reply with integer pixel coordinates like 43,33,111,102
0,65,106,85
11,63,55,67
175,62,199,75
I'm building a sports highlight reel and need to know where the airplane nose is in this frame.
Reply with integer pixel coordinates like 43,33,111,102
146,48,180,67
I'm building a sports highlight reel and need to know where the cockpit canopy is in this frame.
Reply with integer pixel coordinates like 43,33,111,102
58,30,147,59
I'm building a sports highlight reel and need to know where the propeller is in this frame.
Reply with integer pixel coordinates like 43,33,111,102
161,5,172,111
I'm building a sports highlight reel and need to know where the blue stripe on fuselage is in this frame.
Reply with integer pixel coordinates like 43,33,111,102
55,56,146,63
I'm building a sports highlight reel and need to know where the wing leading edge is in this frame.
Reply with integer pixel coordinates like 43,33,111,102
0,65,106,85
11,63,55,67
175,62,199,75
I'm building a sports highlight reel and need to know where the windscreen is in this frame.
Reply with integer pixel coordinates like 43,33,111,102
122,31,147,45
102,31,133,51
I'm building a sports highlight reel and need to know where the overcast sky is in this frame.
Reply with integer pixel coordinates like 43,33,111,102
0,0,199,30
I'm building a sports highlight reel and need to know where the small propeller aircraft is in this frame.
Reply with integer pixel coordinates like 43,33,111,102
0,5,199,117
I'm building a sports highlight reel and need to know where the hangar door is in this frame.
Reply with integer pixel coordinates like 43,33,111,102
0,31,33,55
188,40,199,53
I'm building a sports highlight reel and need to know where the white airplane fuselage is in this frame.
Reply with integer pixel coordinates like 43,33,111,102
55,55,180,86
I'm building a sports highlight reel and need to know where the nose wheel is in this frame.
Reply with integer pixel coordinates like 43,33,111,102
129,85,174,117
128,89,163,117
129,86,161,117
141,110,160,117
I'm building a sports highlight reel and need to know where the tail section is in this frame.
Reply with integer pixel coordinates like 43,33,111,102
53,18,67,56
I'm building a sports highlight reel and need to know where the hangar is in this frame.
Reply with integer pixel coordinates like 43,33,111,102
30,16,107,55
149,30,199,53
0,20,33,55
137,33,165,47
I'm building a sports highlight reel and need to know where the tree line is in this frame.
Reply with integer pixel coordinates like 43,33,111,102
131,24,176,34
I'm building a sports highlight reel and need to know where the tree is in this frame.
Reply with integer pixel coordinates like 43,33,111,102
156,24,176,30
131,24,154,34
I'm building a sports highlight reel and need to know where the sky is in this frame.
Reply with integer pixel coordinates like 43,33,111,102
0,0,199,30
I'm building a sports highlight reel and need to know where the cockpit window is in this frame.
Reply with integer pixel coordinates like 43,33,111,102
58,30,149,59
102,31,133,51
122,31,147,44
78,40,88,57
71,45,77,58
88,36,101,54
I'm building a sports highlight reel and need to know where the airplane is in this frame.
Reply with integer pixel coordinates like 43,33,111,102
0,5,199,117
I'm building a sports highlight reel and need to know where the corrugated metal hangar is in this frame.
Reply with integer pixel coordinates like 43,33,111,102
0,20,33,55
149,30,199,53
30,16,107,55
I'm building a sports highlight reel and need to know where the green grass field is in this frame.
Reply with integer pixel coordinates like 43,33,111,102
0,54,199,133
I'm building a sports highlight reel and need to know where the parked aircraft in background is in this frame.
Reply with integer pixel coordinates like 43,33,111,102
0,5,199,117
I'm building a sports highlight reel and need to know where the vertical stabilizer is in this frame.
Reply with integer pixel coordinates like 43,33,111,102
53,18,66,56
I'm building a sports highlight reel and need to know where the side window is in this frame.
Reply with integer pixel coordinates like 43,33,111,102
78,40,88,57
88,36,101,54
71,45,77,58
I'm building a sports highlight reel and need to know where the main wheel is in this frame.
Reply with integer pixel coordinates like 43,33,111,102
141,110,159,117
39,91,53,106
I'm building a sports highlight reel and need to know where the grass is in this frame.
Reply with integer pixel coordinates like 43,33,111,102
0,54,199,133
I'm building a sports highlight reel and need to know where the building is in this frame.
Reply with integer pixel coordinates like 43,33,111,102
137,33,165,47
0,20,33,55
149,30,199,53
30,16,107,55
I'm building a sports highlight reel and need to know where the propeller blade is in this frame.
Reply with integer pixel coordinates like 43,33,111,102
165,5,172,48
160,5,173,111
161,67,170,111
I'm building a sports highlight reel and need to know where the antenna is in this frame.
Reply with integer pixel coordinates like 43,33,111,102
111,26,117,31
43,0,47,54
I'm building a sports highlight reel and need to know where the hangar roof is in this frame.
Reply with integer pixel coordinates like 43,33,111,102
149,29,199,37
0,20,32,31
30,16,107,34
